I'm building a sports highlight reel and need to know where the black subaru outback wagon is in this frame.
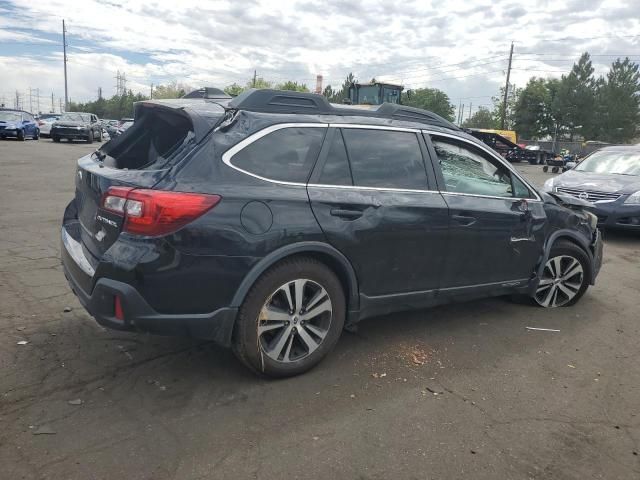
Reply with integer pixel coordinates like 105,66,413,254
61,89,603,377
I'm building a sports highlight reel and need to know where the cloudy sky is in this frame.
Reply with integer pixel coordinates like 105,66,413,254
0,0,638,119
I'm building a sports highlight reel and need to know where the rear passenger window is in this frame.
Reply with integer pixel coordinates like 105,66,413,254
341,129,427,189
318,130,352,185
231,127,325,183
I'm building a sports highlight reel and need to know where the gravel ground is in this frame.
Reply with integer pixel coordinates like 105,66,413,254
1,139,639,479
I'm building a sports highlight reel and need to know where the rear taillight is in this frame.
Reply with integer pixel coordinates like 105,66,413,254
38,120,45,126
102,187,221,236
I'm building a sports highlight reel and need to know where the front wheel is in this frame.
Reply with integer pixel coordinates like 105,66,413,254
533,241,590,308
86,130,94,144
233,257,346,377
52,136,61,143
33,129,39,140
17,130,25,141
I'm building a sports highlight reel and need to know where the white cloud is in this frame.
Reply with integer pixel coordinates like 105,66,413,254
0,0,638,116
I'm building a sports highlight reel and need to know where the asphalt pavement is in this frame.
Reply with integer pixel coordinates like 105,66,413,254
1,138,639,479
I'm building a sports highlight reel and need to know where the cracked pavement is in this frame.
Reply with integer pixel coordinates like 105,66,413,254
1,139,639,479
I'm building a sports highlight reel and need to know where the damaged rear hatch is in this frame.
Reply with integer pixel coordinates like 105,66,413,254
66,99,226,276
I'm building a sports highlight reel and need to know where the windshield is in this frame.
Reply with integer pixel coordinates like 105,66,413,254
0,112,21,122
60,113,91,122
575,149,640,176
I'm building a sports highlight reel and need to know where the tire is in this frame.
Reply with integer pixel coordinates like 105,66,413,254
17,130,25,141
87,130,94,144
533,240,591,308
552,166,559,173
543,166,549,172
233,257,346,377
33,129,39,140
97,129,103,141
53,136,61,143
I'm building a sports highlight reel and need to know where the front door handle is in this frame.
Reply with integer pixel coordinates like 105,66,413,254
451,214,476,227
330,208,363,220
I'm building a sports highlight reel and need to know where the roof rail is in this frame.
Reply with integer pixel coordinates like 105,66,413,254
227,89,460,131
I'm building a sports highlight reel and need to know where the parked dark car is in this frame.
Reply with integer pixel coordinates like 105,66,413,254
51,112,103,143
102,119,120,137
0,109,39,140
61,90,603,377
543,146,640,229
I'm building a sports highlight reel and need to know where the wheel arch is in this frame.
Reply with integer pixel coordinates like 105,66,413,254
536,229,593,281
231,241,359,314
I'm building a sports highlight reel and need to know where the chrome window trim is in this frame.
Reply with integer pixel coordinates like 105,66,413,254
220,121,542,202
221,122,328,186
309,183,535,201
308,183,439,194
423,129,542,202
329,123,421,133
441,191,535,202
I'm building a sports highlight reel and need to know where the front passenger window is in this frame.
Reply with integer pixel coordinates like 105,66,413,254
433,138,514,198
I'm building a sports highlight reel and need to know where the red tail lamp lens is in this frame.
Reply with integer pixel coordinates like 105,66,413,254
102,188,221,236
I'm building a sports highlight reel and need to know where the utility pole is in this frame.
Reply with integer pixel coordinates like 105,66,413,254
98,87,102,99
59,98,63,113
62,20,69,111
150,83,153,99
501,42,514,130
252,70,257,88
51,92,55,113
15,91,20,109
36,88,40,114
29,87,33,113
459,103,465,125
468,102,472,121
457,100,462,125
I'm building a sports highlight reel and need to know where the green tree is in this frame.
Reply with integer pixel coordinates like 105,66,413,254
224,83,245,96
326,72,356,103
152,81,192,99
322,85,336,100
552,53,597,140
276,81,309,92
514,77,553,139
246,77,273,89
462,107,497,129
402,88,455,122
597,58,640,143
492,84,520,130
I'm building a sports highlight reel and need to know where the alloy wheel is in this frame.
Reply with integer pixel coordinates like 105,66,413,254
534,255,584,307
257,279,332,363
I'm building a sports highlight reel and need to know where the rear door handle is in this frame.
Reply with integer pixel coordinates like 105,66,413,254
451,214,476,227
330,208,363,220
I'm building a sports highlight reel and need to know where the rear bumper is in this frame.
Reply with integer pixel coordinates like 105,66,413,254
61,225,238,346
52,129,90,139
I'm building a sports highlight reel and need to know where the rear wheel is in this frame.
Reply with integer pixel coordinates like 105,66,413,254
233,257,345,377
533,241,590,307
53,136,61,143
96,129,103,141
87,130,94,144
33,129,39,140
